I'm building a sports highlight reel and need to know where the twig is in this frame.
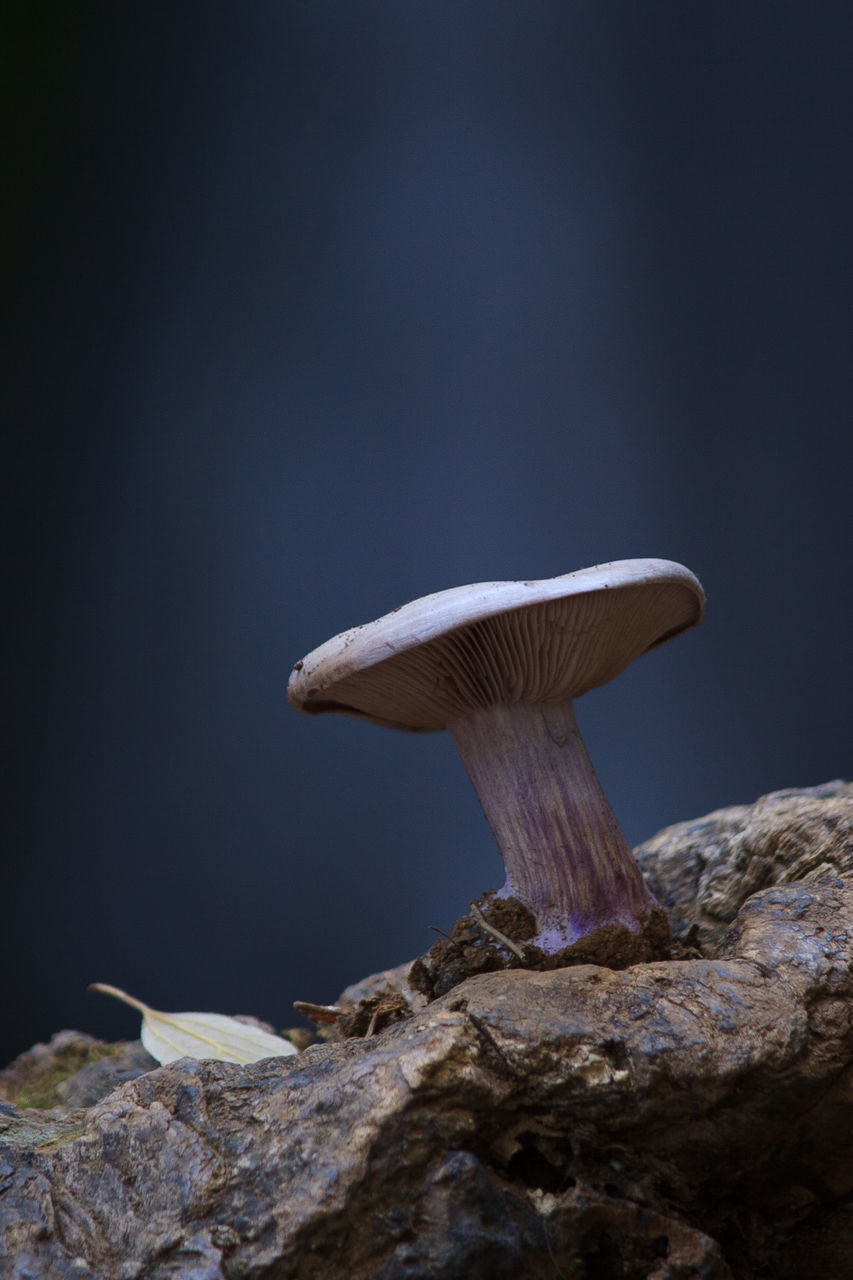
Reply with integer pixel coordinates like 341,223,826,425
470,903,526,960
466,1010,519,1078
293,1001,343,1026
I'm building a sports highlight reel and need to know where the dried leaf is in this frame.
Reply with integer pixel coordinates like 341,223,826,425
292,999,345,1026
91,983,298,1065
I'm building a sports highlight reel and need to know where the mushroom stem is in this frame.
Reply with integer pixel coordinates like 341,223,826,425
449,700,660,953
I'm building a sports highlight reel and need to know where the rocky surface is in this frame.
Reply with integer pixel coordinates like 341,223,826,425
2,782,853,1279
636,779,853,951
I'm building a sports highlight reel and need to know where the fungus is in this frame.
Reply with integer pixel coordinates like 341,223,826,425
287,559,704,962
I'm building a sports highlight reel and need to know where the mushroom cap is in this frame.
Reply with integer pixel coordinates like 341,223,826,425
287,558,705,732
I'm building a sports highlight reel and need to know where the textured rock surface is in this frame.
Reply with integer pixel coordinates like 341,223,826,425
2,782,853,1278
636,779,853,950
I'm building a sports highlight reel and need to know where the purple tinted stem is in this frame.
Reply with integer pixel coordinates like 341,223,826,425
449,700,660,951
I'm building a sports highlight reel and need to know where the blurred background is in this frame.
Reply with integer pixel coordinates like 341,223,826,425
3,1,852,1065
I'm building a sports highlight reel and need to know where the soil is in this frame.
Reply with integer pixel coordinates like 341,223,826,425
409,891,673,1000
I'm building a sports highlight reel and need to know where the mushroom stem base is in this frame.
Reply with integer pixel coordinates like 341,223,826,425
450,700,662,953
409,896,671,1001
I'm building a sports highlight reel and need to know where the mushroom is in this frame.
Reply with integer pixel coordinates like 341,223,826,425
287,559,704,960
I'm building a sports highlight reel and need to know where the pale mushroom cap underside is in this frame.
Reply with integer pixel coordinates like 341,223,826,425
287,558,705,731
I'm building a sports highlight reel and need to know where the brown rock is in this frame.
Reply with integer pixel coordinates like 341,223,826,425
636,779,853,951
2,782,853,1278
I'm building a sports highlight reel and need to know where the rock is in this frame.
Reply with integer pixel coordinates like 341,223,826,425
0,1030,157,1111
636,779,853,951
2,782,853,1278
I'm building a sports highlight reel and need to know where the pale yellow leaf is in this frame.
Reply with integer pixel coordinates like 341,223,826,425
91,983,298,1065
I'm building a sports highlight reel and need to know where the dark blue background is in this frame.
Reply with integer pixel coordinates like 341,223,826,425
4,2,852,1065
